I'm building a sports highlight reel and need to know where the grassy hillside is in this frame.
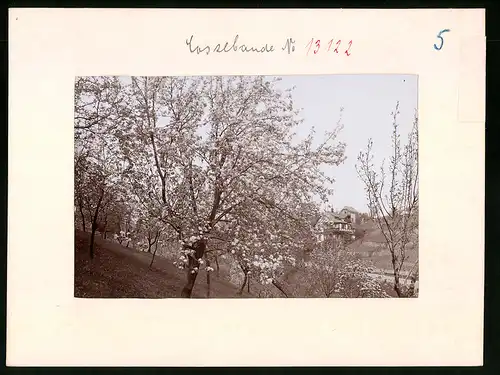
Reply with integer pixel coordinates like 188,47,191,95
74,230,251,298
74,229,407,299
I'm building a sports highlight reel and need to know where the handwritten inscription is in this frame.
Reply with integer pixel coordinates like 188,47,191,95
186,35,353,56
305,38,352,56
434,29,450,51
186,35,275,55
282,38,296,54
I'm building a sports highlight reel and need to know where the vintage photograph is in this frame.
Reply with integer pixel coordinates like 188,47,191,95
74,75,419,299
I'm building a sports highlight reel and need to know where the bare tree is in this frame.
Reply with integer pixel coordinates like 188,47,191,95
356,102,419,297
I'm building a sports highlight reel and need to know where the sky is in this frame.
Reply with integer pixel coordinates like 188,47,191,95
274,75,418,213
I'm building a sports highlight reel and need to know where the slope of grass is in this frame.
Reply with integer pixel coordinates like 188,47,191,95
74,230,251,298
74,230,410,299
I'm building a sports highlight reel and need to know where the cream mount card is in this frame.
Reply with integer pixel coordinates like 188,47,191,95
8,8,485,366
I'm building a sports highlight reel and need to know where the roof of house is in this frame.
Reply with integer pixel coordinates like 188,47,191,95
341,206,358,213
320,212,349,225
330,217,347,224
338,212,350,219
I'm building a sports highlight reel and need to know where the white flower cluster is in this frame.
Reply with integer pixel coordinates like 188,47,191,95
240,252,295,285
113,230,131,245
173,249,191,270
136,240,148,252
172,250,214,273
179,233,206,247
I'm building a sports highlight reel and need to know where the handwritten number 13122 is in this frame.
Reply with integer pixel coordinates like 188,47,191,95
306,38,352,56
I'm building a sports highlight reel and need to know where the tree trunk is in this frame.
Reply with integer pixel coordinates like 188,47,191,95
394,284,403,297
181,270,199,298
89,190,104,259
393,273,403,297
206,257,211,298
147,230,160,254
247,274,250,293
180,240,206,298
149,239,159,269
79,200,86,231
90,222,97,259
238,273,248,295
272,279,289,298
215,254,220,277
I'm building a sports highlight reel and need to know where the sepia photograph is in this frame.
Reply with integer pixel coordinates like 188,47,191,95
74,74,419,299
8,7,486,366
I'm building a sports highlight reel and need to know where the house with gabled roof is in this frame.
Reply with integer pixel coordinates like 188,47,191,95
339,206,360,225
316,209,356,246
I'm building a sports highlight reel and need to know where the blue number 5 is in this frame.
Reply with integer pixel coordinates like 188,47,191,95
434,29,451,51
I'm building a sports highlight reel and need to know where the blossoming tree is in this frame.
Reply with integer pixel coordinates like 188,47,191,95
74,76,133,258
116,75,346,297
